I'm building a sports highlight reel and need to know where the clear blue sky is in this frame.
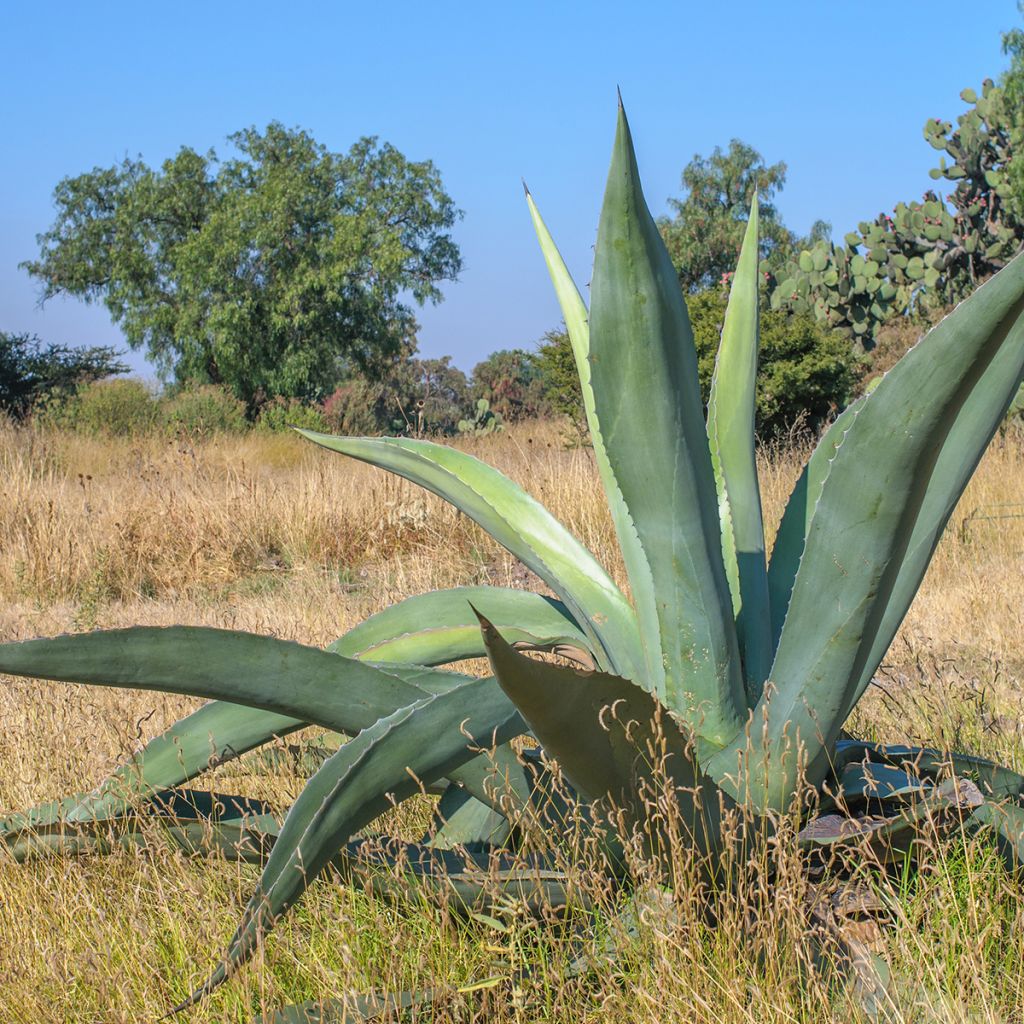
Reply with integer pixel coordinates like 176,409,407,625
1,0,1020,377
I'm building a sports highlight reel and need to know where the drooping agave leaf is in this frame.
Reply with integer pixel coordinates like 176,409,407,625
177,677,524,1008
588,102,744,745
0,627,430,734
836,763,928,803
478,612,726,865
797,778,984,861
968,797,1024,873
731,255,1024,809
0,627,530,825
707,197,772,696
837,740,1024,801
330,586,590,664
4,788,281,863
0,700,302,834
1,587,565,839
766,397,864,647
297,430,643,681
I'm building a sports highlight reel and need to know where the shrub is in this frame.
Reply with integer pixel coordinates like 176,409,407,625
256,397,328,433
687,288,858,438
161,383,247,437
470,348,549,422
323,352,470,436
36,378,159,436
536,294,857,441
535,327,587,436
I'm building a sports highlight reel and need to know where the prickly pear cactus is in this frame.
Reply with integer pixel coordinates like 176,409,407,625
770,79,1024,348
458,397,503,435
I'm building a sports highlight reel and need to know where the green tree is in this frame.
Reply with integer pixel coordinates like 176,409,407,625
470,348,547,422
1001,9,1024,217
657,140,813,293
22,124,462,413
323,347,469,436
535,327,583,426
0,331,127,419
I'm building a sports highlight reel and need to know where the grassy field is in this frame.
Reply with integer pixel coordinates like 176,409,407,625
1,419,1023,1023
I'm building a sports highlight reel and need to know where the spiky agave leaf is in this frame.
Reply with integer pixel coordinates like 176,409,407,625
297,431,643,681
0,586,582,837
588,103,744,747
176,676,524,1008
714,252,1024,810
707,197,772,697
478,612,727,868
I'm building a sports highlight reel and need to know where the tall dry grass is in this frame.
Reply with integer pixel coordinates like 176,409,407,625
0,419,1023,1023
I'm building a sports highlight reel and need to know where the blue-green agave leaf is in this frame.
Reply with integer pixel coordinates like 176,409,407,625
588,102,744,745
478,612,726,864
1,586,572,834
727,254,1024,809
297,430,642,681
707,197,772,696
525,191,654,674
0,626,430,734
330,585,590,664
837,763,928,802
766,398,864,647
178,676,523,1008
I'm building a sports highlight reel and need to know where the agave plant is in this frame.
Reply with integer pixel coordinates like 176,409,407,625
3,102,1024,1016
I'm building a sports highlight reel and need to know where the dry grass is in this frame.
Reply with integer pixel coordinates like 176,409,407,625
1,419,1023,1023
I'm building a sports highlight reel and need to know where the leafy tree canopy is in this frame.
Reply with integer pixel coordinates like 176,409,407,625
22,123,462,413
657,140,829,293
324,346,470,436
0,331,127,419
470,348,548,423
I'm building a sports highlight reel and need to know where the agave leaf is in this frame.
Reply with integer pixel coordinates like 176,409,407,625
836,763,928,803
766,398,864,647
426,785,511,849
842,742,1024,802
968,797,1024,874
707,197,772,696
525,191,652,663
733,255,1024,809
298,430,642,681
0,701,302,833
588,101,744,745
178,676,523,1008
478,612,726,864
0,626,432,734
329,585,589,664
798,778,983,861
2,586,562,838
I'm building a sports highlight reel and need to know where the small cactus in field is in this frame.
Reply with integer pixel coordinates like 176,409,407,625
458,396,503,435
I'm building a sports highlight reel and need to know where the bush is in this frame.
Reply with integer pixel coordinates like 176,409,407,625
688,289,858,439
161,383,247,437
36,378,159,436
256,397,328,433
535,328,585,431
323,351,470,436
535,292,858,441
